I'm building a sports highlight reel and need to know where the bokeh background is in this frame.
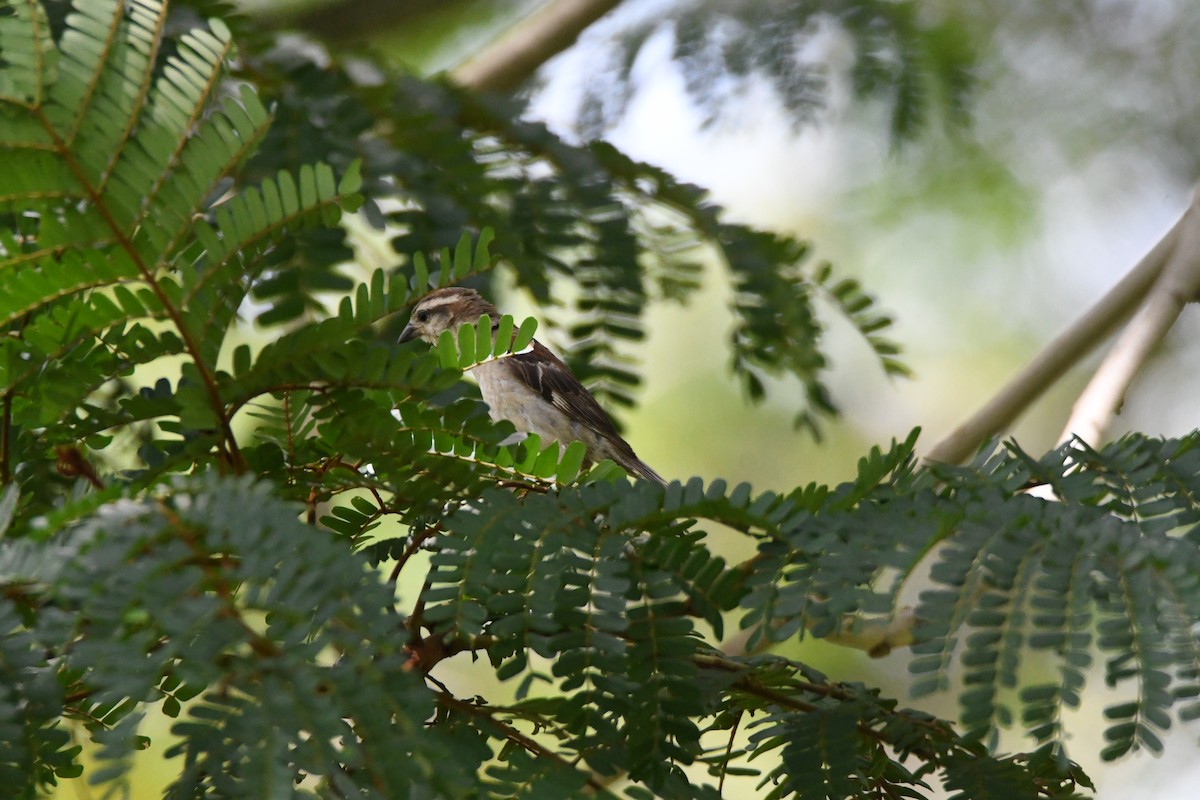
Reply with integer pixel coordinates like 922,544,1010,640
56,1,1200,796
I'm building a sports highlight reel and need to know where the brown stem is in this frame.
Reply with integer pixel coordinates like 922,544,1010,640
0,392,10,485
283,391,296,466
694,651,956,747
389,523,442,585
304,457,378,526
33,108,245,472
158,501,280,658
434,690,612,793
717,710,743,796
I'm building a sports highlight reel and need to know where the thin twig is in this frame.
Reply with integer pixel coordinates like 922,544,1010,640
157,501,281,659
717,711,742,797
435,690,614,793
305,456,372,525
389,523,442,585
0,392,10,486
34,107,246,472
694,651,956,742
283,391,296,467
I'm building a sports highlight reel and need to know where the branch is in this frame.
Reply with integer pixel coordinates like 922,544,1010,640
267,0,622,91
388,523,442,586
158,501,282,659
434,690,613,793
1058,189,1200,446
824,607,918,657
34,107,246,472
926,199,1189,465
717,607,919,660
452,0,624,93
0,391,10,485
693,652,958,750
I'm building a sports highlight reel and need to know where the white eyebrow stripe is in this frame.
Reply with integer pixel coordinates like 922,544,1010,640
415,294,464,312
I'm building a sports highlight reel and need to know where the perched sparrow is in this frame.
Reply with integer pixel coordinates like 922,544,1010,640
399,287,666,485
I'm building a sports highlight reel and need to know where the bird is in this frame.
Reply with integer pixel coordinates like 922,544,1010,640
398,286,666,485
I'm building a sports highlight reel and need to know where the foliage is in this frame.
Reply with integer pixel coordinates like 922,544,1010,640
0,1,1196,799
543,0,975,143
188,0,907,433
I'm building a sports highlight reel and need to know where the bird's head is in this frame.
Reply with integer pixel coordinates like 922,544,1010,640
398,286,499,345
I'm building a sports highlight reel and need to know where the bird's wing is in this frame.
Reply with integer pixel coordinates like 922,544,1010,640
506,341,629,445
506,340,666,485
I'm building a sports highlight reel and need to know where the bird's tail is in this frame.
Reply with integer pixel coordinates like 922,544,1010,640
627,457,667,487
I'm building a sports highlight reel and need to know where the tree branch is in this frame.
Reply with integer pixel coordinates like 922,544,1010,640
1058,188,1200,446
717,606,919,660
452,0,624,93
434,690,612,792
263,0,622,94
0,391,10,486
693,651,959,749
926,199,1189,465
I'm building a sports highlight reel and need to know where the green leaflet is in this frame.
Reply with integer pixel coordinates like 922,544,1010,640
435,313,540,371
417,470,1096,799
0,0,361,478
407,229,496,291
0,1,1191,797
3,474,474,797
813,262,908,379
738,432,1200,767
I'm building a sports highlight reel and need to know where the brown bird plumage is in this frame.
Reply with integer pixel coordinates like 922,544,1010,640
399,287,666,485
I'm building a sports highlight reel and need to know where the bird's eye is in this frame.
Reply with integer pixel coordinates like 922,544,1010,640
416,311,429,323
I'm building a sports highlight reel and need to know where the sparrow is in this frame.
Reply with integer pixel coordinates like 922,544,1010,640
399,287,666,485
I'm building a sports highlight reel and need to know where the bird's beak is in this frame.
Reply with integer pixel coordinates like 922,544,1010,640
398,324,419,344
